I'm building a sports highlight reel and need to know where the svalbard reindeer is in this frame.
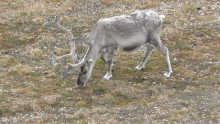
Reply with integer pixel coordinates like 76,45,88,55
62,10,173,88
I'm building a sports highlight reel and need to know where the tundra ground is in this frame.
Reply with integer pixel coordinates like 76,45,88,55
0,0,220,123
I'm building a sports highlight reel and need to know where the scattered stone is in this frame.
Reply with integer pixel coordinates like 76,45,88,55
173,58,178,62
197,7,202,10
197,32,203,37
43,71,49,75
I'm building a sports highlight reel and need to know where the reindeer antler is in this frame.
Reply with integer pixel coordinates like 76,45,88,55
62,40,94,76
43,15,78,63
43,15,58,27
46,17,51,22
54,15,59,23
71,34,91,45
43,17,52,27
43,15,73,39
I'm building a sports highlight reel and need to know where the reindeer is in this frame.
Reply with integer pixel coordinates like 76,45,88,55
44,10,173,88
46,10,173,88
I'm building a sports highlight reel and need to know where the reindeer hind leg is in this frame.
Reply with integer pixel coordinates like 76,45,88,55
153,38,173,77
135,43,154,71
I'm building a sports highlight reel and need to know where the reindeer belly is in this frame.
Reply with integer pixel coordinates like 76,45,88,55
122,44,142,51
115,32,147,51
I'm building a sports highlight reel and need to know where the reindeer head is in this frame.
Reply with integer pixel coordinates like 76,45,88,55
62,41,94,88
62,59,93,88
76,59,93,88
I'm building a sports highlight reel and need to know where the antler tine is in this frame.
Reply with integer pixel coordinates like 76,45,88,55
54,15,59,23
46,17,51,22
71,34,92,47
43,17,52,27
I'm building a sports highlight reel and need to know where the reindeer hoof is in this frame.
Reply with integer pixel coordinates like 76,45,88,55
134,65,144,71
163,71,173,78
102,72,112,80
49,51,57,66
102,75,112,80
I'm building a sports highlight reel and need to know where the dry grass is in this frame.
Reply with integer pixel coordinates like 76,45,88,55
0,0,220,123
8,64,33,76
0,55,18,67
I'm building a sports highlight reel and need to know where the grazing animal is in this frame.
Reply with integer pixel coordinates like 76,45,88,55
62,10,173,88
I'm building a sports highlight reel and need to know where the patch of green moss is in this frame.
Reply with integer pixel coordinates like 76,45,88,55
96,86,106,93
180,102,190,107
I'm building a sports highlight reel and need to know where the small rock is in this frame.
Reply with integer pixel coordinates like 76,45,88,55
197,7,201,10
118,98,122,102
197,32,203,37
43,71,49,75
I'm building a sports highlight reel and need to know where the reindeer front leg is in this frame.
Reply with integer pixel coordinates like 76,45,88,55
135,44,154,70
101,47,115,80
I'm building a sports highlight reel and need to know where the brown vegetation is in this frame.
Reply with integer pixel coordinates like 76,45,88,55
0,0,220,123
